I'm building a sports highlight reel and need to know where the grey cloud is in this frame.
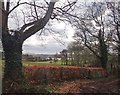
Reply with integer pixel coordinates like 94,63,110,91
23,42,67,54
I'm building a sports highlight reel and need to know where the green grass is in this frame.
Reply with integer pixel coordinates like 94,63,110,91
0,59,4,73
23,60,63,66
0,59,2,65
1,59,63,66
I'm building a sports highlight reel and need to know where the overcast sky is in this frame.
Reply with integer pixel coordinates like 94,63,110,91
21,0,96,54
21,0,95,54
23,20,75,54
1,0,118,54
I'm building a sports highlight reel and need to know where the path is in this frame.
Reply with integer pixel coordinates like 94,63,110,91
48,76,120,93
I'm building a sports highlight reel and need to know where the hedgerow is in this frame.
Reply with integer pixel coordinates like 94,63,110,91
24,66,108,84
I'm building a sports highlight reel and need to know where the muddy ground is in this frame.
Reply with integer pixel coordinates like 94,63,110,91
47,76,120,94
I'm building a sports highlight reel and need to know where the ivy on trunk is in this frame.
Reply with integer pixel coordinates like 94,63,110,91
2,32,24,80
98,30,108,69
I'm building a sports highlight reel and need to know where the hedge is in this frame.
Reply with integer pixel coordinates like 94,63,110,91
24,66,108,84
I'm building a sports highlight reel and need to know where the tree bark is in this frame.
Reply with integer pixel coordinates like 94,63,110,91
2,33,24,80
99,36,108,68
99,45,108,68
118,47,120,64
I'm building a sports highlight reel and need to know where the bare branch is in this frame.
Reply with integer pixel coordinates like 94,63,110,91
33,1,39,20
23,1,56,41
19,21,37,32
21,9,26,24
83,31,100,58
6,0,10,12
62,0,77,12
0,1,5,13
8,2,47,15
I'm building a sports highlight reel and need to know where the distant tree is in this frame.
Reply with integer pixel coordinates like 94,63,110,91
67,41,98,67
71,2,108,68
67,42,74,65
107,2,120,64
54,53,58,63
67,41,82,65
60,49,68,65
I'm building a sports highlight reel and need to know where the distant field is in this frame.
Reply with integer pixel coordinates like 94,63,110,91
0,59,2,73
1,59,63,80
0,59,4,69
0,59,63,66
23,60,63,66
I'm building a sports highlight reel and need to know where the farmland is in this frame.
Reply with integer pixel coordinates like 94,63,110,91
1,59,119,93
22,60,63,66
0,60,63,68
1,59,119,94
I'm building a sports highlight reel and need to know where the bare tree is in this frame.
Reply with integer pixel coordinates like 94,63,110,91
60,49,68,65
67,42,75,65
67,41,82,65
107,2,120,64
2,0,56,81
71,2,108,68
0,0,76,82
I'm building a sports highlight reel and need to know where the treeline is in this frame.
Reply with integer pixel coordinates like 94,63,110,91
60,2,120,70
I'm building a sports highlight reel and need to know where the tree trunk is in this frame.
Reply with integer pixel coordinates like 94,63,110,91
118,48,120,64
65,53,68,65
98,30,108,69
2,34,24,81
99,39,108,69
71,52,74,65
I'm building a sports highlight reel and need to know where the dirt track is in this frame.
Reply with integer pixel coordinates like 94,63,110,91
49,76,120,94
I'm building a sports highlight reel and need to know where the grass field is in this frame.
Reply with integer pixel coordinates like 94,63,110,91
0,59,63,66
23,60,63,66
